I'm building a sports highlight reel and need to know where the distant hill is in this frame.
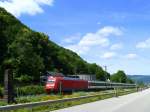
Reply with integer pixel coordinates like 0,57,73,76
128,75,150,84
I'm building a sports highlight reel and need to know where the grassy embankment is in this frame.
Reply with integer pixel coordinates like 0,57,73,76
0,88,137,112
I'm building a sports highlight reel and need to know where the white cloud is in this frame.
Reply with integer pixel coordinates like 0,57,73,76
0,0,54,17
66,45,89,55
101,52,117,59
125,53,138,59
110,43,123,50
62,33,81,44
98,26,122,37
65,26,123,55
78,32,109,47
136,38,150,49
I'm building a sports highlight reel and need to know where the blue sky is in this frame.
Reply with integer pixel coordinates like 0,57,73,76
1,0,150,75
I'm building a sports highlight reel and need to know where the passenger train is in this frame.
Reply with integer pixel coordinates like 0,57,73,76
45,73,136,93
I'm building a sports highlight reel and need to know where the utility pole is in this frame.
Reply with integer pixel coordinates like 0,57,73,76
74,66,77,76
104,66,107,73
104,65,108,81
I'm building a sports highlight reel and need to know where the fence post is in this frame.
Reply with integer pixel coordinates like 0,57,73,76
136,86,139,92
59,81,62,95
114,88,118,97
4,68,15,104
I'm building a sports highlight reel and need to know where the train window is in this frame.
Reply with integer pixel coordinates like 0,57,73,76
90,82,106,86
67,75,80,79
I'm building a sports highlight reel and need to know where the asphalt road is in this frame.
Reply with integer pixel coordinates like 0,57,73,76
52,88,150,112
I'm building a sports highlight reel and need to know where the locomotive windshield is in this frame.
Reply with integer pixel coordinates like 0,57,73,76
47,80,55,83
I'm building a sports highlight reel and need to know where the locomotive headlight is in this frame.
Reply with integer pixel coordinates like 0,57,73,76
50,84,54,86
46,84,54,87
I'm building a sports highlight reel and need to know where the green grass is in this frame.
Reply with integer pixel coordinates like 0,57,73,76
15,90,120,104
0,101,7,106
15,85,45,96
0,89,137,112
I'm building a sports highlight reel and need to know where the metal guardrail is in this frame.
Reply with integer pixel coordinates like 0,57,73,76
0,89,136,111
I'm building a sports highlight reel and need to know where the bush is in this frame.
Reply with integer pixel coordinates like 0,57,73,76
16,85,45,96
0,86,3,98
15,75,34,84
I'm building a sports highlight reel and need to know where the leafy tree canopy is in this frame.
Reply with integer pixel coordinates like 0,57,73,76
0,7,110,83
0,7,134,84
110,70,133,83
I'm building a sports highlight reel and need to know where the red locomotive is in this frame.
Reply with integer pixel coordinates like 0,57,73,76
45,74,88,93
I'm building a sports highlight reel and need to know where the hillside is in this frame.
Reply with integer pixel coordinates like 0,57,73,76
0,7,109,83
128,75,150,84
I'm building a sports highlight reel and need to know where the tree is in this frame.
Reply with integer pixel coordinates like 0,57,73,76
111,70,127,83
9,32,44,81
87,63,107,81
0,7,115,84
126,78,135,84
96,69,106,81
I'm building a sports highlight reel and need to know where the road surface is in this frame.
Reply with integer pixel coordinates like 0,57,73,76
52,88,150,112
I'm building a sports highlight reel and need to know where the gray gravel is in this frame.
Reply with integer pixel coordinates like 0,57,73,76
51,88,150,112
